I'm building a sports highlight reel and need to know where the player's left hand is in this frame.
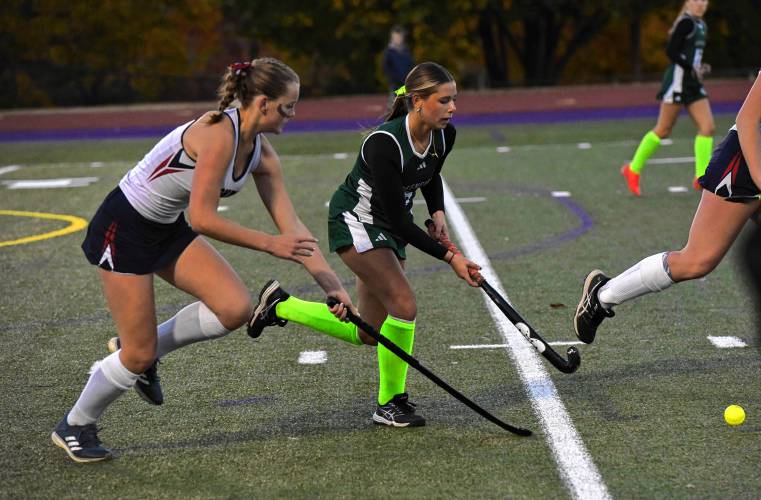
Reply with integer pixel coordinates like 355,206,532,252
427,210,449,242
327,288,356,321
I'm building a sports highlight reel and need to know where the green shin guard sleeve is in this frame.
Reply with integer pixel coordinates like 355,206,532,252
630,131,661,174
275,297,362,346
694,135,713,178
377,316,415,405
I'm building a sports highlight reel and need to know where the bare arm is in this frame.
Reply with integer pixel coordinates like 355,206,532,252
736,72,761,190
253,136,355,311
184,116,315,262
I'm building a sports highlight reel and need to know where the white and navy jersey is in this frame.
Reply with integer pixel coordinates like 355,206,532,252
119,108,262,223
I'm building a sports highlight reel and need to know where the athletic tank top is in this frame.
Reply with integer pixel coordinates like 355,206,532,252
119,108,262,223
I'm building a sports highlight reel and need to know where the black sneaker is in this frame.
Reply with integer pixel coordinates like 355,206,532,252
574,270,615,344
372,393,426,428
51,414,111,463
247,279,290,338
107,337,164,405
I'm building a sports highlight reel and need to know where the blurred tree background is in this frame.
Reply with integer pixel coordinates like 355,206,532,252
1,0,759,108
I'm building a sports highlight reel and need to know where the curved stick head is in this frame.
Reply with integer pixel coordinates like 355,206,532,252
564,346,581,373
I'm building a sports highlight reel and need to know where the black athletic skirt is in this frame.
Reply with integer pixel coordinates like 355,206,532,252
81,186,197,274
699,129,761,201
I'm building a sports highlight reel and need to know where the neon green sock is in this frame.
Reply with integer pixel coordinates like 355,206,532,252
630,131,661,174
275,297,362,345
694,135,713,178
377,316,415,405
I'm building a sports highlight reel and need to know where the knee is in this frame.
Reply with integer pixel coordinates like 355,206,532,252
387,294,417,321
671,253,718,281
653,127,671,139
213,294,253,330
120,344,157,373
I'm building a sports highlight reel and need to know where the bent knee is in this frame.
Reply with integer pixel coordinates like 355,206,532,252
120,346,157,373
673,256,719,281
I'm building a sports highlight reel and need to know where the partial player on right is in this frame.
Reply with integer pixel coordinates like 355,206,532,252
621,0,714,196
575,68,761,343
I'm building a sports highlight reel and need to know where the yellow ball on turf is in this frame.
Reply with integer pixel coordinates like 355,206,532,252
724,405,745,426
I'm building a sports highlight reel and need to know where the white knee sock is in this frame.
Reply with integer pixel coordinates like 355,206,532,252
156,302,231,358
598,252,674,308
67,351,139,426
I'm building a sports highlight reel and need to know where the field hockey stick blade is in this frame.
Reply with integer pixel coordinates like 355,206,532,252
326,298,532,436
425,219,580,373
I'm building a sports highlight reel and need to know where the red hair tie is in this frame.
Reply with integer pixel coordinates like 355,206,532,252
230,61,251,75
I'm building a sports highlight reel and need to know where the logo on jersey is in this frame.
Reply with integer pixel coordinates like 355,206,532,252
714,150,742,198
98,221,117,270
147,150,195,182
375,233,388,242
417,161,427,171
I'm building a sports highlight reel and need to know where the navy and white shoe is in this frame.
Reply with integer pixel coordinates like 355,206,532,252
373,393,426,428
107,337,163,405
51,414,111,463
247,279,290,338
574,270,615,344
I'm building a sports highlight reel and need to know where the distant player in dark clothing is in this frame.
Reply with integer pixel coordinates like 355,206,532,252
382,26,415,108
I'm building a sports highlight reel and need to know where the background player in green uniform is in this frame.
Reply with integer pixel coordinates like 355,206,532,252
248,62,481,427
621,0,714,196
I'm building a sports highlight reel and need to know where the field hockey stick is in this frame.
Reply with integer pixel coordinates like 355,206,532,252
326,298,532,436
425,219,580,374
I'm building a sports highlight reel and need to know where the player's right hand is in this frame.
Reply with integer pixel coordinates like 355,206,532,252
450,253,481,287
268,234,317,262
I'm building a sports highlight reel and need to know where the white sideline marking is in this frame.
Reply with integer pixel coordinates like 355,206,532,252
217,205,229,212
451,344,509,350
298,351,327,364
0,165,21,176
668,186,688,193
496,146,511,153
660,138,674,145
443,178,610,500
577,142,591,149
3,177,98,189
332,153,349,160
90,162,105,168
649,156,693,165
551,191,571,198
451,341,583,350
707,336,747,349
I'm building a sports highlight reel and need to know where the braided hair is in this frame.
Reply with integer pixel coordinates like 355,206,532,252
209,57,299,124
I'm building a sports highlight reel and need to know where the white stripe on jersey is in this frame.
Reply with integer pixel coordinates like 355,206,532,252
119,108,262,223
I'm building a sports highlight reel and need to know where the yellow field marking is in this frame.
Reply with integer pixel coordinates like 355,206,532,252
0,210,88,247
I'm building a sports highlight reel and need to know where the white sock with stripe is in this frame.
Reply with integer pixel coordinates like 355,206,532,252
598,252,674,308
156,302,231,358
67,351,139,426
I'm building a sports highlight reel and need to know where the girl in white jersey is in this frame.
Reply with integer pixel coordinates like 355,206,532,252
51,57,355,463
574,69,761,346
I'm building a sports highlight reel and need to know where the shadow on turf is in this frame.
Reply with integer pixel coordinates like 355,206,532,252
114,385,531,455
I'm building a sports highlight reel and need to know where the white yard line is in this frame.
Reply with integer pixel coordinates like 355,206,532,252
707,336,747,348
2,177,98,189
443,178,610,500
298,350,328,364
0,165,21,176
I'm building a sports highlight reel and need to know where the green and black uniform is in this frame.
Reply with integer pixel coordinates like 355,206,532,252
328,114,456,260
657,13,707,105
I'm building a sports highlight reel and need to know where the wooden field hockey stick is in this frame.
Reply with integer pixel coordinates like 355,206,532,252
326,298,532,436
426,220,581,374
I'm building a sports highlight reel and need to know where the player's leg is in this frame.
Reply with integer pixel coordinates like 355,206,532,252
248,279,363,345
576,191,759,343
622,103,681,196
339,246,423,427
53,271,153,462
154,236,251,356
686,98,715,186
